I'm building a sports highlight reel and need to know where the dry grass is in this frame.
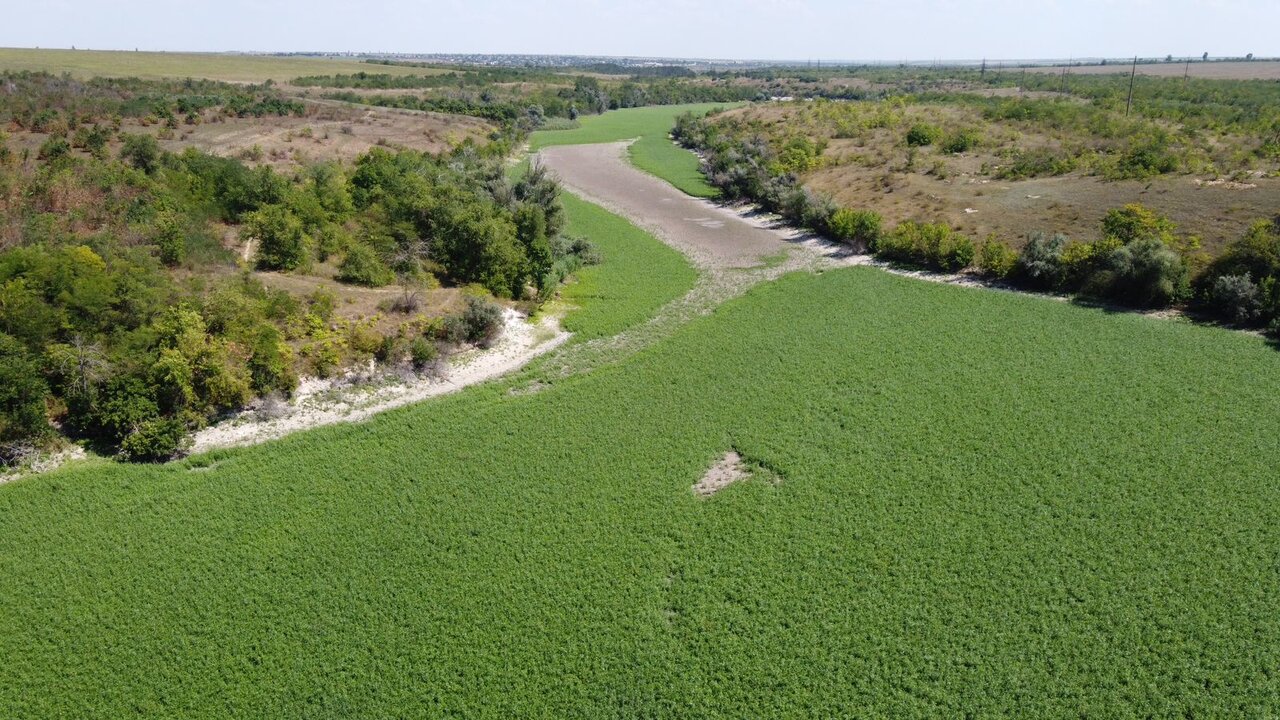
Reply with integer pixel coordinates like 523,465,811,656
1017,60,1280,81
722,103,1278,252
4,100,493,170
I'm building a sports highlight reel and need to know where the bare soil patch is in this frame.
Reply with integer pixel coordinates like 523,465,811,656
693,451,750,497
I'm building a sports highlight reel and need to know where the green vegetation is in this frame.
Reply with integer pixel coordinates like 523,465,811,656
556,192,697,338
0,108,587,460
531,103,741,197
4,267,1280,715
0,72,305,130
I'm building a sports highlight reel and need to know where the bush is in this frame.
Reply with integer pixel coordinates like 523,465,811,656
875,221,974,272
995,148,1077,180
905,123,942,147
119,417,189,462
977,236,1018,278
1091,237,1188,307
460,296,504,349
37,137,71,163
941,128,980,154
1207,274,1264,325
829,209,881,249
1016,232,1069,289
152,212,186,267
120,133,161,173
409,337,438,369
1102,204,1177,246
337,243,394,287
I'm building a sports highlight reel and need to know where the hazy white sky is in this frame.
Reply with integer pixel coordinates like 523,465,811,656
3,0,1276,61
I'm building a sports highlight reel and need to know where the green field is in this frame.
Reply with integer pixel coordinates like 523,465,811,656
3,264,1279,716
557,192,697,338
531,103,737,197
0,47,450,83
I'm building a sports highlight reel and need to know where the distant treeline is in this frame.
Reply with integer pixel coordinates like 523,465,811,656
0,72,304,130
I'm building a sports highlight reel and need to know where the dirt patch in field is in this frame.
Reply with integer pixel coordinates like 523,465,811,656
694,451,750,497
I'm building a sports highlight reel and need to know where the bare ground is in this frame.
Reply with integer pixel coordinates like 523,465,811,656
693,451,750,497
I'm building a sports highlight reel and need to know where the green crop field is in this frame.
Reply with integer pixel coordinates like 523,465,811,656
0,47,450,83
531,103,739,197
3,264,1279,716
557,192,697,338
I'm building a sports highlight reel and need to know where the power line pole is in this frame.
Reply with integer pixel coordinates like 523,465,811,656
1125,55,1138,116
980,58,987,79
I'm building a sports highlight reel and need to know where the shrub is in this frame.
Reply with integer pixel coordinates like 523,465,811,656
1016,231,1069,289
1091,237,1188,307
977,236,1018,278
337,243,394,287
1207,274,1264,325
37,137,71,163
460,296,504,349
876,221,974,272
995,148,1077,180
905,123,942,147
1102,204,1178,246
120,133,161,173
409,337,438,369
119,417,189,462
248,326,297,395
152,212,186,267
941,128,980,154
829,209,882,250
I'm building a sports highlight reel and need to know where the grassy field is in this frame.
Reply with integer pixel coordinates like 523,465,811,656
0,47,450,83
531,104,737,197
557,192,697,338
3,264,1279,716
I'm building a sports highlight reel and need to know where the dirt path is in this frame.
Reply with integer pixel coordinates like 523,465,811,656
540,142,828,270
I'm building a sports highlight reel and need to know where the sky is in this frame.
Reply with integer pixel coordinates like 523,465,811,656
3,0,1277,62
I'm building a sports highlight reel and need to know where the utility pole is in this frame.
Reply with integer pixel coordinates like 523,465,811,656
1184,58,1190,81
980,58,987,79
1125,55,1138,116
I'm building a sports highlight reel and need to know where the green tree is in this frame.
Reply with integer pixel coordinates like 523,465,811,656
248,205,310,271
337,242,395,287
0,333,51,445
514,203,552,294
